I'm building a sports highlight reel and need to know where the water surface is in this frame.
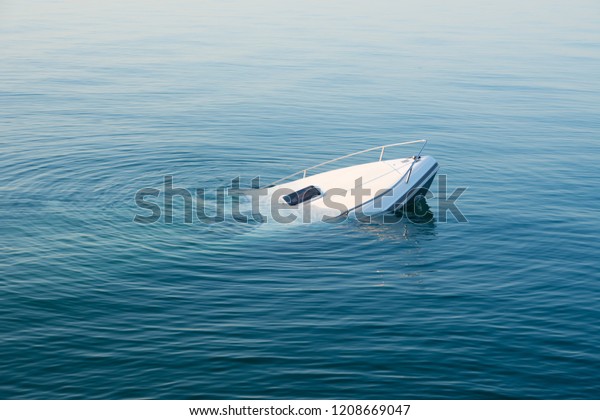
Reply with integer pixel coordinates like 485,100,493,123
1,0,600,399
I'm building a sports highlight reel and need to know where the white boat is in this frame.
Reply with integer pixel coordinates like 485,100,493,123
262,140,438,221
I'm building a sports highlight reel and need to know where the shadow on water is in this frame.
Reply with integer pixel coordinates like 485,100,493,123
352,194,437,241
394,194,436,225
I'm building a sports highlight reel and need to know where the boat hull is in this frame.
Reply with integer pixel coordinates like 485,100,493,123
269,156,438,220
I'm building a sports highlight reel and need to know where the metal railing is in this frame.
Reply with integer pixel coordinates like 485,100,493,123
267,139,427,186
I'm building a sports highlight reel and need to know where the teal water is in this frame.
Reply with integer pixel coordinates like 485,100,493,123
1,0,600,399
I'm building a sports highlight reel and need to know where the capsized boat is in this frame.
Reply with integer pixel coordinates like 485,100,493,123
262,140,438,220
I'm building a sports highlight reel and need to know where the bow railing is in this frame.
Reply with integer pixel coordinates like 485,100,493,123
266,139,427,187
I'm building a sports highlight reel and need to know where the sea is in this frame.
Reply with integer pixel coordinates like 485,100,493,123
1,0,599,399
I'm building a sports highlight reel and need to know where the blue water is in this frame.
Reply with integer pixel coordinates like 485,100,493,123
1,0,600,399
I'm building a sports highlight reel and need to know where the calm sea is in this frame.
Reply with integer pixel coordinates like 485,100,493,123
1,0,599,399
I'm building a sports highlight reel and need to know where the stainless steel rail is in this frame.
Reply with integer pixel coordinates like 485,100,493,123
268,139,427,186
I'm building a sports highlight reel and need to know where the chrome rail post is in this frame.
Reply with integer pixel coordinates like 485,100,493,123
379,146,385,161
416,140,427,158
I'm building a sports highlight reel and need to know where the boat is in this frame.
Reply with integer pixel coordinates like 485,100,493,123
260,140,438,221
